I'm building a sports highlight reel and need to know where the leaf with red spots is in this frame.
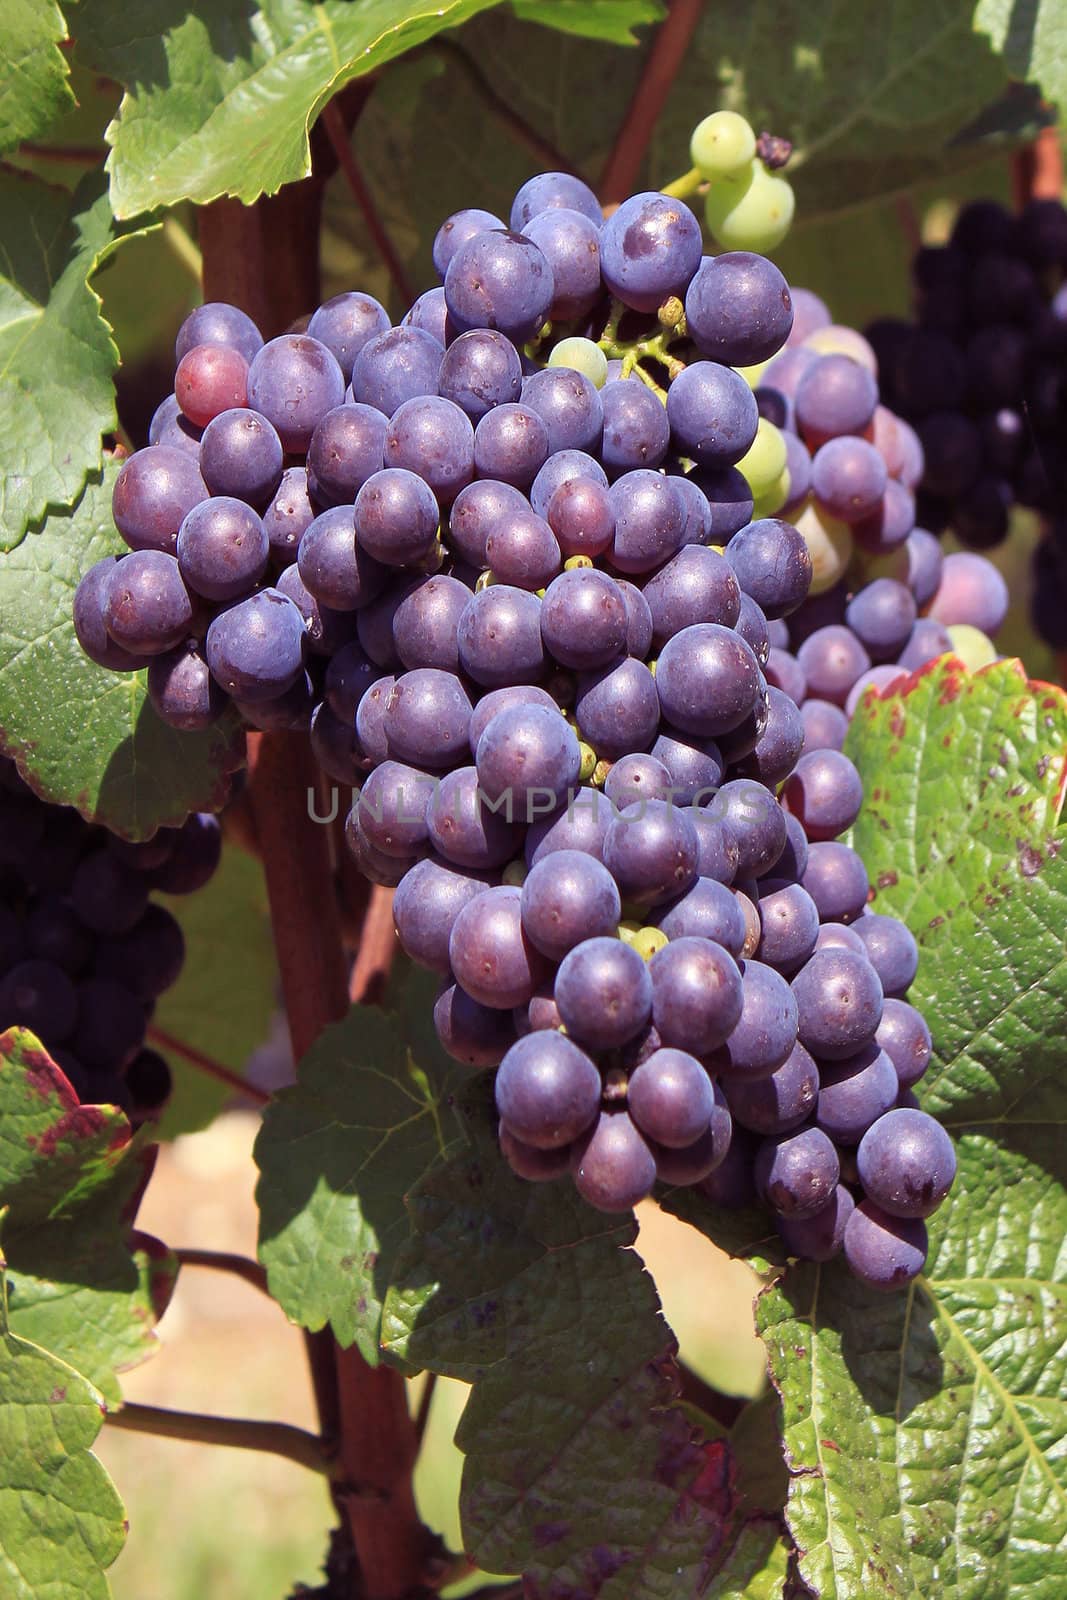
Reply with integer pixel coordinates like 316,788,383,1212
383,1092,791,1599
0,1257,126,1600
0,1028,177,1403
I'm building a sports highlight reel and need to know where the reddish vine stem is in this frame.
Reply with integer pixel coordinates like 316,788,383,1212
598,0,704,205
349,884,397,1004
146,1025,270,1105
175,1249,271,1295
1011,125,1065,208
246,730,432,1599
320,99,416,306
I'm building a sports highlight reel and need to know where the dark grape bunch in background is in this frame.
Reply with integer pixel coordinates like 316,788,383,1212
865,195,1067,650
70,109,970,1290
0,756,220,1123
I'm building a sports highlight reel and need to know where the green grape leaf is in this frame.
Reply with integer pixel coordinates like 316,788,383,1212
383,1097,789,1599
152,845,277,1140
683,657,1067,1600
0,1028,177,1404
510,0,663,41
975,0,1067,115
254,972,462,1363
0,1260,126,1600
0,1,75,152
78,0,646,220
0,466,244,840
0,168,152,544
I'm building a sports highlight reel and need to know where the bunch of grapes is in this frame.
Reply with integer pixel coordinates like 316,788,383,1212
70,129,963,1288
862,196,1067,647
0,756,219,1122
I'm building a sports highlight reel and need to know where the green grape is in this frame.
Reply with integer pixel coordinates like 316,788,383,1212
690,111,756,179
849,545,909,587
578,740,597,782
502,858,528,888
548,336,609,389
793,501,853,595
946,623,996,670
631,926,668,962
751,464,791,519
735,417,788,496
705,160,795,253
735,356,771,388
805,323,879,374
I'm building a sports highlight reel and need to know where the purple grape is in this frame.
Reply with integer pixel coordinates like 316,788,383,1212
755,1125,840,1218
262,467,317,565
572,1109,657,1211
355,760,433,857
928,550,1009,634
499,1124,572,1181
643,546,740,648
783,750,863,843
710,959,798,1079
599,192,702,313
649,729,724,805
600,380,670,475
793,946,883,1061
434,980,515,1067
575,657,659,760
103,551,193,655
199,408,283,506
602,799,699,907
384,395,475,505
812,436,888,523
473,404,550,488
485,508,561,591
555,936,653,1048
653,878,746,954
381,669,472,769
843,1200,927,1291
897,618,952,673
0,959,78,1041
651,1098,732,1184
853,478,916,556
148,640,227,730
666,362,759,468
353,469,440,569
296,506,386,611
628,1047,716,1148
857,1108,956,1218
306,404,388,506
510,172,602,232
522,368,603,456
782,431,813,512
876,998,932,1088
426,766,522,869
846,665,908,719
522,208,602,320
738,686,805,788
176,497,268,603
649,936,743,1054
796,625,871,707
725,519,813,620
690,464,754,541
392,575,471,673
765,647,806,705
474,700,580,818
670,472,714,546
795,354,878,445
457,586,545,687
713,780,787,878
756,882,819,973
176,302,262,365
733,592,771,665
656,624,762,738
393,858,494,973
778,1183,854,1261
112,446,208,556
71,977,146,1070
520,849,621,959
539,568,626,671
604,753,673,810
800,699,849,754
801,841,870,924
344,812,417,886
690,811,740,885
853,913,919,997
439,330,522,421
525,786,613,865
468,685,561,752
545,478,615,560
351,326,443,416
275,565,358,657
445,229,554,342
246,334,344,451
684,253,793,365
771,812,809,884
725,1041,819,1136
205,588,307,702
71,851,148,935
307,292,390,379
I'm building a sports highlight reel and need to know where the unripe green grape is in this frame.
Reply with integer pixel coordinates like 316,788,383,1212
793,500,853,595
548,336,609,389
503,858,528,888
736,417,788,496
849,545,909,586
705,160,795,253
690,111,756,179
631,926,668,962
735,357,771,388
751,465,791,519
805,324,878,374
946,623,996,670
